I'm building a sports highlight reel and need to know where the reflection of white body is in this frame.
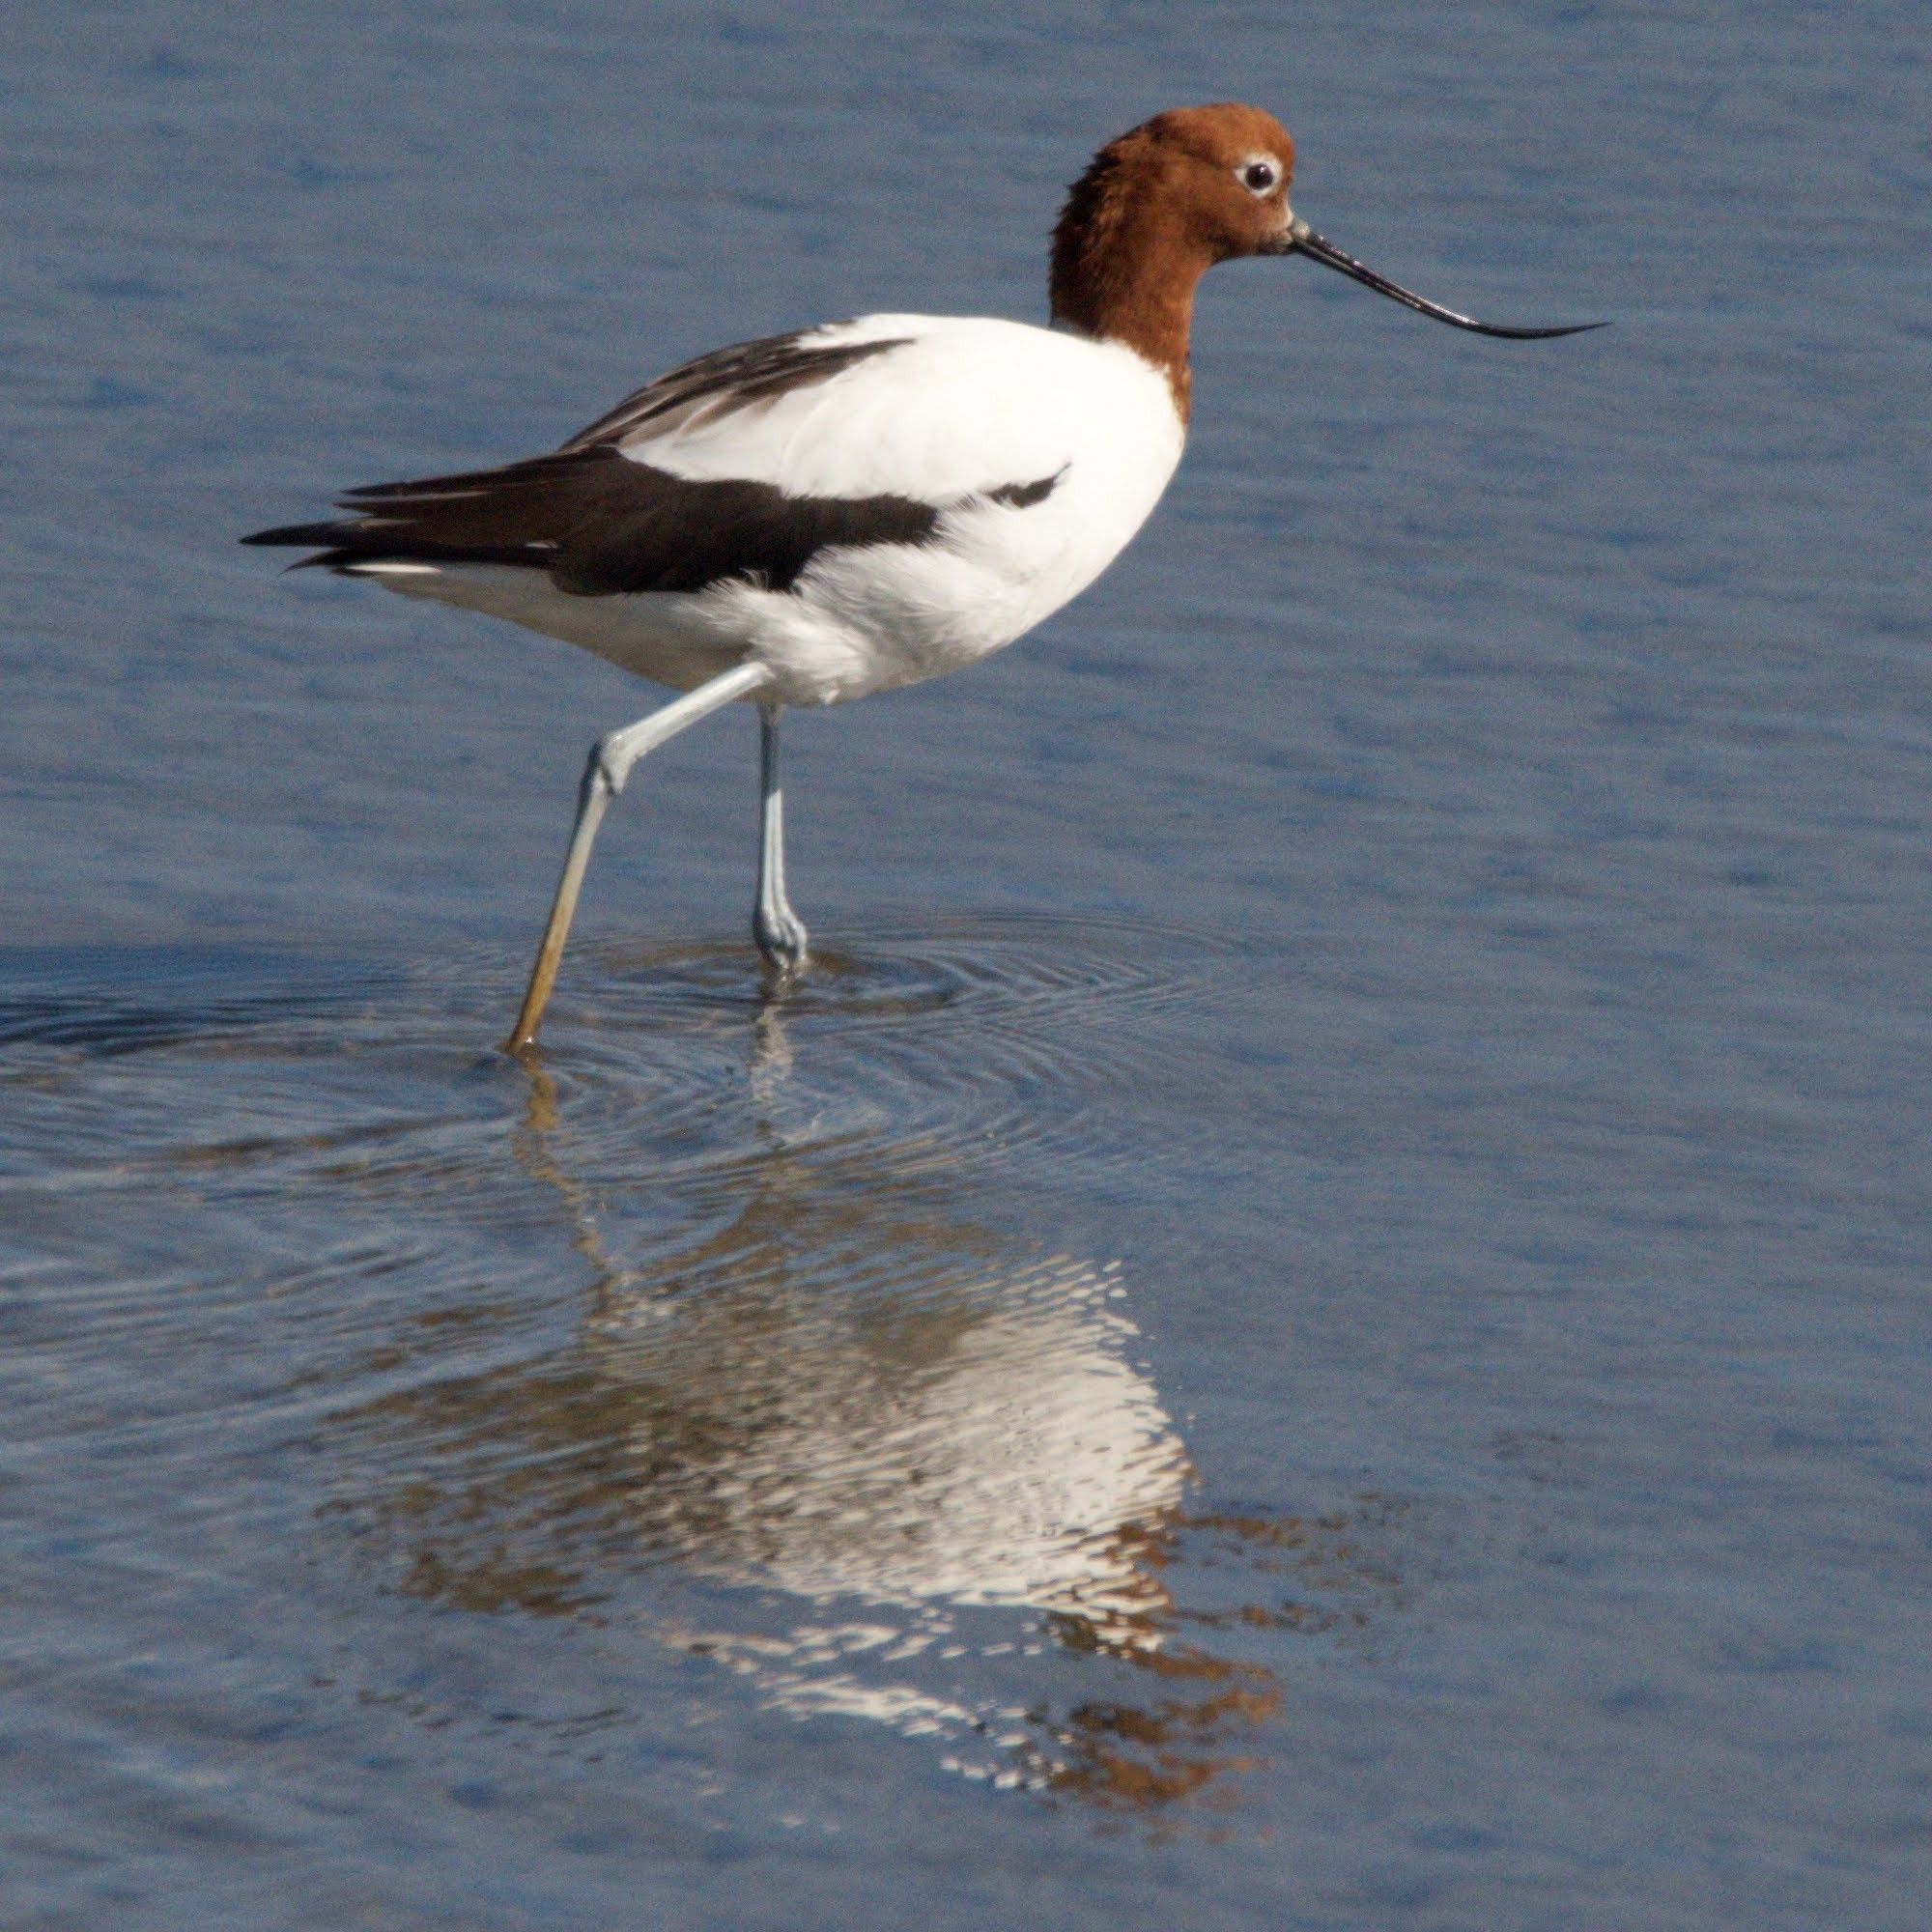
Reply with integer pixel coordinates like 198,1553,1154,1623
598,1257,1187,1625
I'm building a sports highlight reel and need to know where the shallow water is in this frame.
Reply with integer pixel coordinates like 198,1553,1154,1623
4,3,1931,1927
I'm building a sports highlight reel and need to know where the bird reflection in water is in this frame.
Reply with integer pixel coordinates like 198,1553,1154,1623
335,1005,1409,1811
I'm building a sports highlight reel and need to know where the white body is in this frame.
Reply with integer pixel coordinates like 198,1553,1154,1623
360,315,1185,707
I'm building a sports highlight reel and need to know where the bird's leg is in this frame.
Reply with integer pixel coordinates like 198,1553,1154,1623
505,661,772,1053
753,701,809,975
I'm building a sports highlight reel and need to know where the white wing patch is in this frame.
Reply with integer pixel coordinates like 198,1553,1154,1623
609,316,1180,509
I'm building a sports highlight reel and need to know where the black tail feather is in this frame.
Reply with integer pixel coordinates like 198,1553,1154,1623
241,520,358,549
240,520,377,571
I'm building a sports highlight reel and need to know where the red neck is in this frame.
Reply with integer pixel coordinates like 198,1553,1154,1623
1050,155,1212,420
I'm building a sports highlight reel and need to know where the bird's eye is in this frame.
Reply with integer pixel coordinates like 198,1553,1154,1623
1241,159,1278,195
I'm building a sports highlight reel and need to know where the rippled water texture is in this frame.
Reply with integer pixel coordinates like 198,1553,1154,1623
5,5,1931,1929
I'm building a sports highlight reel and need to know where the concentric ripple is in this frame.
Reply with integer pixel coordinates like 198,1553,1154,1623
2,918,1391,1814
489,912,1256,1200
3,918,1242,1475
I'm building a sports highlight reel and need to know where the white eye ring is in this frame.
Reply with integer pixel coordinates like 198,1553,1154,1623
1238,156,1280,196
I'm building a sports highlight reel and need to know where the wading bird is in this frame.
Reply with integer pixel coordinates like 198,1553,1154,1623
246,104,1596,1050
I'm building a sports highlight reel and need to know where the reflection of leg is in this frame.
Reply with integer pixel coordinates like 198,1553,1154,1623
753,702,809,974
505,662,771,1053
747,1000,794,1105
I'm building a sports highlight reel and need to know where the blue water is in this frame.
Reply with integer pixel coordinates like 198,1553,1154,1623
4,4,1930,1927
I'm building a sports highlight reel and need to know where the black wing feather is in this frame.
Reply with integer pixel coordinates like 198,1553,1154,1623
242,446,940,596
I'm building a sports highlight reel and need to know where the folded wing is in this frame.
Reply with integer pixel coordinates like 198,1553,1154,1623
243,321,1086,595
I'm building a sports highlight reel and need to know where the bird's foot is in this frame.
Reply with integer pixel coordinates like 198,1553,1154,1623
753,904,809,978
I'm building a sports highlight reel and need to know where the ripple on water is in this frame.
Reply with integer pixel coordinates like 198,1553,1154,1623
520,913,1252,1195
4,920,1417,1813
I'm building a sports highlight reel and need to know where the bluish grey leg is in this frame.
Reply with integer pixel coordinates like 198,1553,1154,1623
506,661,772,1052
753,702,809,973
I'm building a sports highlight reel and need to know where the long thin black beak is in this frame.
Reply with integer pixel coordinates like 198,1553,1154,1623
1283,216,1604,340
